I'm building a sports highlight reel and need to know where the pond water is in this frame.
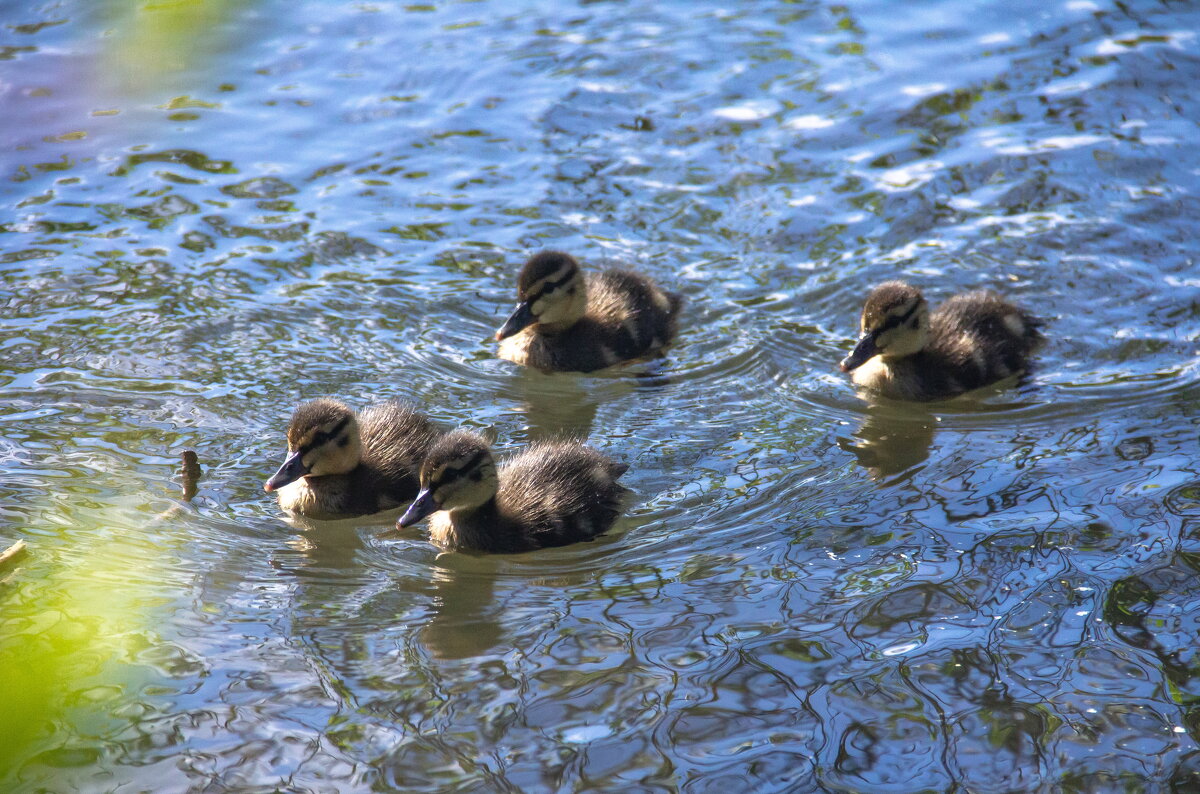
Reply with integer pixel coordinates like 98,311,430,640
2,0,1199,790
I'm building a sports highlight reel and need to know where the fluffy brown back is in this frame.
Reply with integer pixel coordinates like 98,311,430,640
358,400,444,485
495,441,630,547
423,439,630,552
592,267,681,331
932,291,1040,357
274,399,442,518
921,290,1042,395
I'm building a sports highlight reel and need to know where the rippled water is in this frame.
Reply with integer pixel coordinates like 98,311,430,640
2,0,1199,790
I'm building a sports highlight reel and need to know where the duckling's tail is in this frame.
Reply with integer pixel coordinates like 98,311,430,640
1021,310,1045,353
666,290,684,320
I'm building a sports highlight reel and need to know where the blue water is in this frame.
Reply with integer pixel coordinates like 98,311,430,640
2,0,1199,790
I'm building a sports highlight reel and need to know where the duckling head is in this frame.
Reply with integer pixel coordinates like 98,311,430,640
264,399,363,492
840,281,930,372
398,430,499,527
495,251,588,339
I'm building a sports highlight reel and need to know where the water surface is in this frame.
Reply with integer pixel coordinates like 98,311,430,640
2,0,1199,790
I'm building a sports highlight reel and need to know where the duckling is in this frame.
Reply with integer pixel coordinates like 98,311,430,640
398,430,629,553
494,250,683,372
840,281,1042,401
264,398,442,520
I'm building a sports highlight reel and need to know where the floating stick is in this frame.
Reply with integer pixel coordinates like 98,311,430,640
0,539,27,568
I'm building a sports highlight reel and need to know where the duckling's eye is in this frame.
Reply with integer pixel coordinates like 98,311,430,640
303,416,352,453
540,269,576,294
338,435,350,448
879,301,922,333
470,468,483,482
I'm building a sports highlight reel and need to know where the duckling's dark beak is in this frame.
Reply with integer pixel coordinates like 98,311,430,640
398,488,439,528
840,333,879,373
495,301,535,341
264,450,308,492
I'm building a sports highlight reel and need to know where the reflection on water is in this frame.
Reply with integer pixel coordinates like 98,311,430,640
839,399,938,481
3,0,1200,790
420,555,503,661
506,368,601,441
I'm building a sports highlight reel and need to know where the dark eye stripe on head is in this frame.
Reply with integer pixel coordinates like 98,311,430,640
299,415,351,455
879,300,921,333
528,268,577,300
434,450,490,484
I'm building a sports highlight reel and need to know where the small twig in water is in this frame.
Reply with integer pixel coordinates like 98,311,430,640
180,450,202,502
151,450,205,523
0,539,28,568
